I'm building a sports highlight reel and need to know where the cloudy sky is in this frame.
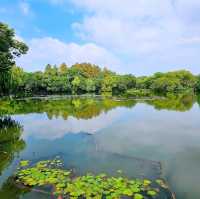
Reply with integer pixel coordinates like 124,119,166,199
1,0,200,75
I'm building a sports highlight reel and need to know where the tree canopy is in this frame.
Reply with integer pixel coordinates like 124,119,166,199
0,22,28,95
8,64,199,97
0,22,28,71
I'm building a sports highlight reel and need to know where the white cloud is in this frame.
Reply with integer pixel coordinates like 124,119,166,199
15,0,200,74
19,1,30,15
175,0,200,22
17,37,122,72
71,0,183,55
72,0,174,19
73,15,183,55
179,37,200,45
68,0,200,74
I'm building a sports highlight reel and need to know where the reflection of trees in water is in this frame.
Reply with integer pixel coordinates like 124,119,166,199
0,98,137,120
197,95,200,107
146,94,196,112
0,95,197,121
0,117,25,175
0,177,29,199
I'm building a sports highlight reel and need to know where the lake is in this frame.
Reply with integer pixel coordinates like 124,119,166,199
0,94,200,199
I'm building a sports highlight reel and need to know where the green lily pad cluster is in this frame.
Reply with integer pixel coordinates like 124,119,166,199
16,159,70,187
63,175,158,199
16,159,161,199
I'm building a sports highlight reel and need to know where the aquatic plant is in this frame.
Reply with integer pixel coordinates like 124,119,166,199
19,160,29,167
16,159,163,198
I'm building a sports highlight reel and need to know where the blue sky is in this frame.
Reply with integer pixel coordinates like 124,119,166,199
1,0,200,75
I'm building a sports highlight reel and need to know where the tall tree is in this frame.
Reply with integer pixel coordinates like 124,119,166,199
59,62,68,75
0,22,28,95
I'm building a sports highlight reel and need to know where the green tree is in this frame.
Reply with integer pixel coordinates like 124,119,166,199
59,62,68,75
11,66,26,94
72,76,81,94
196,75,200,91
0,22,28,95
24,71,45,94
86,79,96,93
44,64,52,74
101,75,116,93
148,70,197,93
113,75,136,94
151,77,181,93
71,63,101,78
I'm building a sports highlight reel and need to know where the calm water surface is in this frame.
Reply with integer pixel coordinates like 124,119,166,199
0,95,200,199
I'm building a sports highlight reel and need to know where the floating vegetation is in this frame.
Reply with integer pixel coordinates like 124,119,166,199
19,160,29,167
15,159,172,199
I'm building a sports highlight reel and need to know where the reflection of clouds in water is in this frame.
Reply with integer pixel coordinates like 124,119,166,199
95,103,200,158
164,149,200,199
13,107,128,140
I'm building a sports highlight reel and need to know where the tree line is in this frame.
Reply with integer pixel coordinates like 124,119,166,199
9,64,200,97
10,63,137,96
1,22,200,97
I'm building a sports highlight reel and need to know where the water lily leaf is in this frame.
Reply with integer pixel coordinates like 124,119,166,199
147,190,157,196
134,193,144,199
20,160,29,167
123,188,132,196
143,179,151,186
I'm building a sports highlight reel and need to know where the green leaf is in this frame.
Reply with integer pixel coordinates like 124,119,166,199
20,160,29,167
147,190,157,196
134,193,144,199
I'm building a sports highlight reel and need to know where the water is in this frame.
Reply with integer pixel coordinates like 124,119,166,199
0,95,199,199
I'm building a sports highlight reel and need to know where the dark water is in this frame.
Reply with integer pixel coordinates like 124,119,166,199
0,94,200,199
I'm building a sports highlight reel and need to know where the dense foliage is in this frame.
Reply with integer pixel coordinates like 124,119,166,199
9,63,137,96
0,22,28,95
136,71,197,93
6,64,199,97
